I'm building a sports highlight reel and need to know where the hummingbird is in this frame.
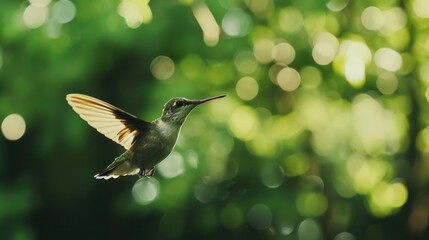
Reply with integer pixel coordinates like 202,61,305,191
66,93,226,180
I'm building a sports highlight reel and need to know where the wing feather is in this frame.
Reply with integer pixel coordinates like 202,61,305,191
66,93,150,150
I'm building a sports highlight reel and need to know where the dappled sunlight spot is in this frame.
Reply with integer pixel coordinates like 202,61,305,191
192,3,220,46
150,55,175,80
346,155,390,194
157,151,184,178
376,72,398,95
351,94,402,154
260,163,285,188
338,40,372,65
296,192,328,217
374,48,402,72
418,61,429,84
30,0,51,7
300,66,322,89
413,0,429,19
23,4,49,29
222,8,252,37
277,67,301,91
118,0,152,28
374,182,408,208
236,76,259,101
51,0,76,24
1,114,26,141
344,56,365,88
297,218,322,240
194,180,217,203
247,204,272,230
228,106,259,141
312,32,339,65
278,7,304,33
273,42,295,64
245,0,272,16
386,28,410,51
281,153,310,177
334,232,356,240
382,8,407,34
326,0,349,12
132,177,159,205
361,7,385,31
234,51,258,74
335,39,371,88
220,205,243,229
253,39,275,63
368,181,408,216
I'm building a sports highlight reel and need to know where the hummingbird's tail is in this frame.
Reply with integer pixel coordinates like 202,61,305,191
94,151,140,180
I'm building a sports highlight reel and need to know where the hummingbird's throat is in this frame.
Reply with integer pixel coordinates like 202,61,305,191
156,119,181,140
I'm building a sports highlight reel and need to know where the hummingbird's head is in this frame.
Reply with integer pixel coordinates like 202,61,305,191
161,95,226,125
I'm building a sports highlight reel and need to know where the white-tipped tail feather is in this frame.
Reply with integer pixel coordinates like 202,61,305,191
94,168,140,180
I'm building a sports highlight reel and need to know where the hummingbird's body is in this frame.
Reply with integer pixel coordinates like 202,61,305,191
66,93,225,179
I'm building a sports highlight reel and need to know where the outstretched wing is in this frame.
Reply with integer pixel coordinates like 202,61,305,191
66,93,150,150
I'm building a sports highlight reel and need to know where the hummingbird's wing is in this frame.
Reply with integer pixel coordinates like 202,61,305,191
66,94,150,150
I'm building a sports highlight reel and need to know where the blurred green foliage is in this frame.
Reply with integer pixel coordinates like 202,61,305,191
1,0,429,239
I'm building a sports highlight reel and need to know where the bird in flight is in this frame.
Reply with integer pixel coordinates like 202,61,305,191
66,93,226,179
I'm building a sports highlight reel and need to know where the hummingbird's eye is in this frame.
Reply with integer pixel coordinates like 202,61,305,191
173,101,185,108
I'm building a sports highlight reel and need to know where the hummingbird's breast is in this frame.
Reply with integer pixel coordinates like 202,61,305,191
130,119,181,169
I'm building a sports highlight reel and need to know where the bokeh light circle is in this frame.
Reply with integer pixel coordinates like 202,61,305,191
235,76,259,101
157,151,184,178
297,218,322,240
1,114,26,141
150,56,175,80
132,177,160,205
276,67,301,91
222,8,252,37
51,0,76,24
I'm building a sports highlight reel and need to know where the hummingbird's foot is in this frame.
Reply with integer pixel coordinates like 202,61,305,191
145,167,156,177
138,169,144,178
138,167,156,178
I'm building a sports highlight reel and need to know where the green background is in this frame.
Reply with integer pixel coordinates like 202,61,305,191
1,0,429,239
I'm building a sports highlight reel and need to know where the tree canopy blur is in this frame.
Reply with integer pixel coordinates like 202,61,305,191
1,0,429,239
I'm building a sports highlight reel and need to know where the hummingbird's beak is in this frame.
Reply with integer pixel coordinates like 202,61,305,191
189,95,226,105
